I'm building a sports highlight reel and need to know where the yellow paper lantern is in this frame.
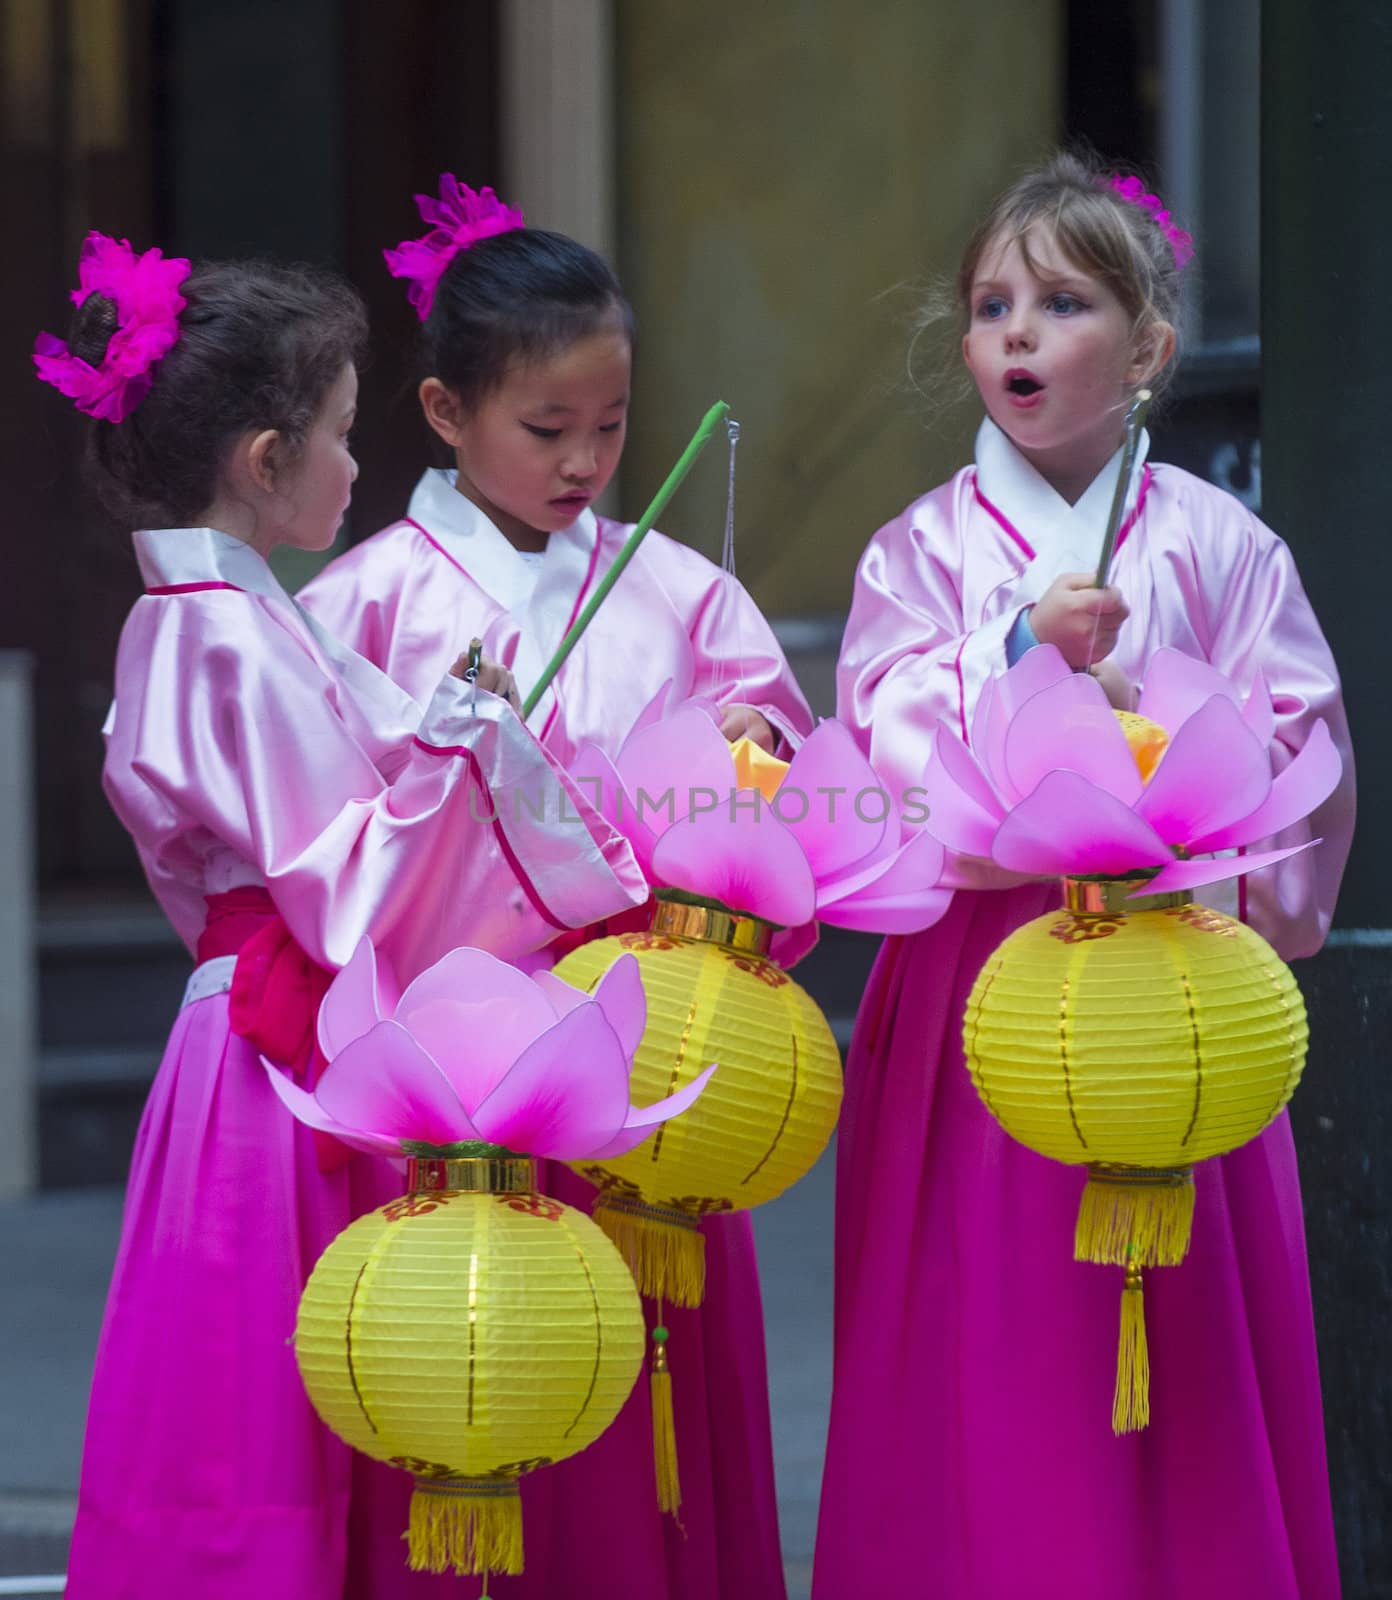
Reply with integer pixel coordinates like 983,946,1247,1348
295,1153,643,1581
554,900,842,1310
963,876,1308,1431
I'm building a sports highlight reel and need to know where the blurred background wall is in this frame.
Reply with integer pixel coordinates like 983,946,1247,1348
3,0,1262,888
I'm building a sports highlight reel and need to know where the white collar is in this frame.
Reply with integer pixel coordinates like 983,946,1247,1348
973,416,1150,579
133,526,290,600
132,526,422,732
405,469,598,620
405,468,601,726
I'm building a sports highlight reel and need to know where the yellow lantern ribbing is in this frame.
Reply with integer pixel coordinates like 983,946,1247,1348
555,900,843,1309
295,1155,643,1579
963,878,1308,1432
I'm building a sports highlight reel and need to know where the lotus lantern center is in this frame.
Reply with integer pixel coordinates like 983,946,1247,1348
728,735,789,801
1113,709,1170,783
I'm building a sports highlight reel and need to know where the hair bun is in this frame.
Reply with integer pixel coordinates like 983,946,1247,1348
68,292,119,368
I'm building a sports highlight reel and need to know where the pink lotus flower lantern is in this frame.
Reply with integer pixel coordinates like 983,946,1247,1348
554,692,948,1322
571,691,951,937
927,644,1344,1437
271,939,710,1582
921,644,1342,892
264,937,714,1160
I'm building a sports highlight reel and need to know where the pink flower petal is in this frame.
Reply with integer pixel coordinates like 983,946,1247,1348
651,807,818,926
470,1005,632,1158
1136,647,1242,730
262,1060,402,1157
688,696,723,728
1242,670,1275,748
569,740,623,821
570,742,659,878
1003,675,1143,806
970,675,1010,801
1189,719,1343,853
624,678,721,738
590,952,647,1062
1139,841,1317,897
617,1062,717,1129
919,724,1006,857
616,704,737,828
317,936,387,1059
770,922,820,970
817,829,947,926
395,947,557,1103
530,969,590,1017
314,1020,477,1145
1133,696,1271,847
586,1063,719,1158
936,719,1007,817
778,720,889,879
971,645,1074,802
818,883,955,934
996,641,1075,719
584,1123,663,1160
992,771,1174,876
627,678,680,739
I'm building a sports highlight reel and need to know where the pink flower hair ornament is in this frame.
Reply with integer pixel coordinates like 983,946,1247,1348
263,938,715,1161
920,644,1342,895
570,684,952,941
384,174,526,320
1108,174,1195,270
33,232,191,423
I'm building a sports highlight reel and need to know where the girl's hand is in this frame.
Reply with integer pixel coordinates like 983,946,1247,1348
720,703,777,753
449,650,522,713
1029,574,1129,669
1087,657,1134,710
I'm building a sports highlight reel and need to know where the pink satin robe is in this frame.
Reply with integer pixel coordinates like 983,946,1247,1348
815,420,1355,1600
299,472,815,1600
66,527,646,1600
298,468,812,761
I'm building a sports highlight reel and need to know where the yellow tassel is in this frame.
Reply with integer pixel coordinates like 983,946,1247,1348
1075,1165,1194,1267
594,1193,706,1307
407,1477,524,1577
651,1324,683,1518
1112,1261,1151,1435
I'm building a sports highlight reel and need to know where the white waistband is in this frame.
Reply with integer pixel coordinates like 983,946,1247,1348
182,954,238,1009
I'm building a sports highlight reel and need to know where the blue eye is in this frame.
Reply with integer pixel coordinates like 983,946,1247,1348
976,296,1007,321
521,423,561,440
1046,293,1085,315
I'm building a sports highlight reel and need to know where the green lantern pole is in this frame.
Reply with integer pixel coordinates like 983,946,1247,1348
520,401,731,719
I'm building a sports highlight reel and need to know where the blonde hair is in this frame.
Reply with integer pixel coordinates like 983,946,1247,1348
955,149,1189,394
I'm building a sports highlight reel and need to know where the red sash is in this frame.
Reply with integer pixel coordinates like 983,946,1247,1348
199,887,348,1171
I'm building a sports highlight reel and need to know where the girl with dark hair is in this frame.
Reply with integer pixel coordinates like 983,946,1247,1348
815,152,1354,1598
299,178,806,1600
35,232,645,1598
300,176,810,765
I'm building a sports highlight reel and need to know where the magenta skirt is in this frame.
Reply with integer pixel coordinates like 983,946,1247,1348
813,887,1342,1600
65,989,784,1598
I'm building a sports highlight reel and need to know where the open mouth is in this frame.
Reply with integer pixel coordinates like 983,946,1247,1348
1006,374,1043,397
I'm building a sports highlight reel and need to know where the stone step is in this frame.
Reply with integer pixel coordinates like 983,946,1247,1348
0,1495,73,1585
36,898,188,1059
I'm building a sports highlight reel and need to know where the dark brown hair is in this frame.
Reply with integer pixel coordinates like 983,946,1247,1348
69,259,366,528
422,228,633,412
